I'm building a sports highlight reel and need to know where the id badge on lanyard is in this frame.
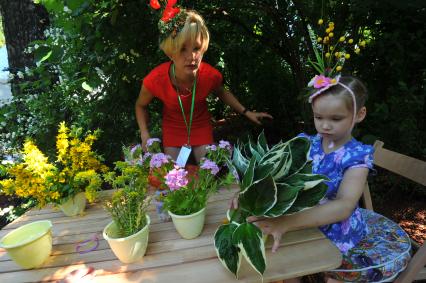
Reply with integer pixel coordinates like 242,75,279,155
176,145,192,167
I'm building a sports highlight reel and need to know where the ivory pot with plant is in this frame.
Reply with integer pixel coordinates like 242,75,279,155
214,133,329,278
103,150,152,264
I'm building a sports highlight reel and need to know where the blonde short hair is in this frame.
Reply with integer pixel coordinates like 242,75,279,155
160,10,210,57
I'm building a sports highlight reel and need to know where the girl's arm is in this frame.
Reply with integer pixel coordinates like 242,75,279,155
248,167,369,252
214,86,273,125
135,85,154,150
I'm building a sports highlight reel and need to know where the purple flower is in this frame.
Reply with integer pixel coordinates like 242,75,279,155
147,138,161,148
206,144,217,151
218,140,231,150
150,153,171,168
130,144,142,155
165,166,188,191
200,159,220,175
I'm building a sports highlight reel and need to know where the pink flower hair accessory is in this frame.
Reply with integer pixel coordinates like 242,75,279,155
308,74,340,103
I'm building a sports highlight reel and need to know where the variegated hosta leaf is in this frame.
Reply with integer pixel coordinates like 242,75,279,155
253,161,275,180
214,223,241,277
285,182,328,214
257,131,269,152
238,174,277,216
279,172,329,189
270,152,291,180
232,222,266,276
265,183,304,217
286,137,311,175
227,208,250,224
241,156,256,192
258,141,285,164
232,145,249,176
248,139,262,161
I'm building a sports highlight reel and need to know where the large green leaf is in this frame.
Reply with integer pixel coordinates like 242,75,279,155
253,161,275,180
248,140,262,161
265,183,304,217
214,223,241,277
285,182,328,214
239,174,277,216
232,223,266,276
227,208,250,224
232,145,249,176
287,137,311,175
257,131,269,152
270,151,291,180
241,156,256,192
279,172,328,189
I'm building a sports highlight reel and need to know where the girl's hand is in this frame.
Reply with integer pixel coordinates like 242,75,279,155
245,111,273,125
247,215,287,253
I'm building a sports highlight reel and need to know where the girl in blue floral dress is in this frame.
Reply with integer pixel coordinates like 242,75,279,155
247,76,411,282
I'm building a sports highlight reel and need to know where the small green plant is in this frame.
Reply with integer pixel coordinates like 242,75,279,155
214,132,328,277
104,150,151,238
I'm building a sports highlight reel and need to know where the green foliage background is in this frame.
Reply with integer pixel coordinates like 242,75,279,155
0,0,424,166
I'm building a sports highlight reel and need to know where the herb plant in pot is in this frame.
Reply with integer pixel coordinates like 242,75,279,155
103,154,151,264
214,133,329,278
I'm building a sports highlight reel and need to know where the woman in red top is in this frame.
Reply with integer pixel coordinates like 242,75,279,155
135,8,272,163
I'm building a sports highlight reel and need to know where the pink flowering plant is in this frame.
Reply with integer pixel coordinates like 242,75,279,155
152,140,235,215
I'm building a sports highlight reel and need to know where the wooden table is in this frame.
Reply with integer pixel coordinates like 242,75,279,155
0,188,342,282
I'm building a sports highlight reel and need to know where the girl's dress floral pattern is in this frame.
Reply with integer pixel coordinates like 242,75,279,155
299,133,411,282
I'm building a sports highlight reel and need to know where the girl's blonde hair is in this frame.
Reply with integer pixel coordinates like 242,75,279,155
322,76,368,112
160,10,210,57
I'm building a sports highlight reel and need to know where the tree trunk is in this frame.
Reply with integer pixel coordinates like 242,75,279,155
0,0,49,95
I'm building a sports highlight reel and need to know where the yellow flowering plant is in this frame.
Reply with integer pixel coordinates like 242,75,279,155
308,19,367,79
0,122,109,207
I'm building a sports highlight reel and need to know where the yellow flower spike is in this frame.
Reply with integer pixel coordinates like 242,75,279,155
331,78,337,84
330,46,334,51
345,53,351,59
355,48,361,54
329,26,334,31
334,52,340,58
348,39,354,44
360,40,366,47
328,22,334,26
326,28,331,33
318,19,324,25
336,66,343,71
325,52,331,58
317,37,323,43
339,36,345,42
329,32,334,38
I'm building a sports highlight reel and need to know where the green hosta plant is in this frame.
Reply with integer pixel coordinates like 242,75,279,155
214,132,329,278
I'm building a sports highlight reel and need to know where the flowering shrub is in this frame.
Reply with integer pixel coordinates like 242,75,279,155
0,122,109,207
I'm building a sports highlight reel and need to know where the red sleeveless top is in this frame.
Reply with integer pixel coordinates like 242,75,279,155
143,61,223,147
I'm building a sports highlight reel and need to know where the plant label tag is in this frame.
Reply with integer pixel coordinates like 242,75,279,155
176,145,192,167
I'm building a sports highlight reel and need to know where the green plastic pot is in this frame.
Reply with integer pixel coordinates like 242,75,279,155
0,220,52,269
169,207,206,239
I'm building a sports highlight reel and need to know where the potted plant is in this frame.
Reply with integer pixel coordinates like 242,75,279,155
214,132,329,278
102,148,152,263
0,122,109,216
151,140,234,239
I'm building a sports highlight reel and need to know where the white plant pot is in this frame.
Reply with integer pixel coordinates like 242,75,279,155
58,192,87,216
0,220,52,269
168,207,206,239
103,215,150,264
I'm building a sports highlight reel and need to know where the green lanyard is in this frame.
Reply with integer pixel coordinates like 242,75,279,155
172,64,196,145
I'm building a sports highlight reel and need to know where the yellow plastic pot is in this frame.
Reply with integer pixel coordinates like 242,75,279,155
169,207,206,239
58,192,87,216
0,220,52,269
103,215,150,264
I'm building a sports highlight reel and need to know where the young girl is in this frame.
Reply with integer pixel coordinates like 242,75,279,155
242,76,411,282
135,5,272,163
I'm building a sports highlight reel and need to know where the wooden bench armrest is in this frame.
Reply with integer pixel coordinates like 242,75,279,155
394,243,426,283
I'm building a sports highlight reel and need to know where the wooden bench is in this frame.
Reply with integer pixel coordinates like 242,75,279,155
361,140,426,283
